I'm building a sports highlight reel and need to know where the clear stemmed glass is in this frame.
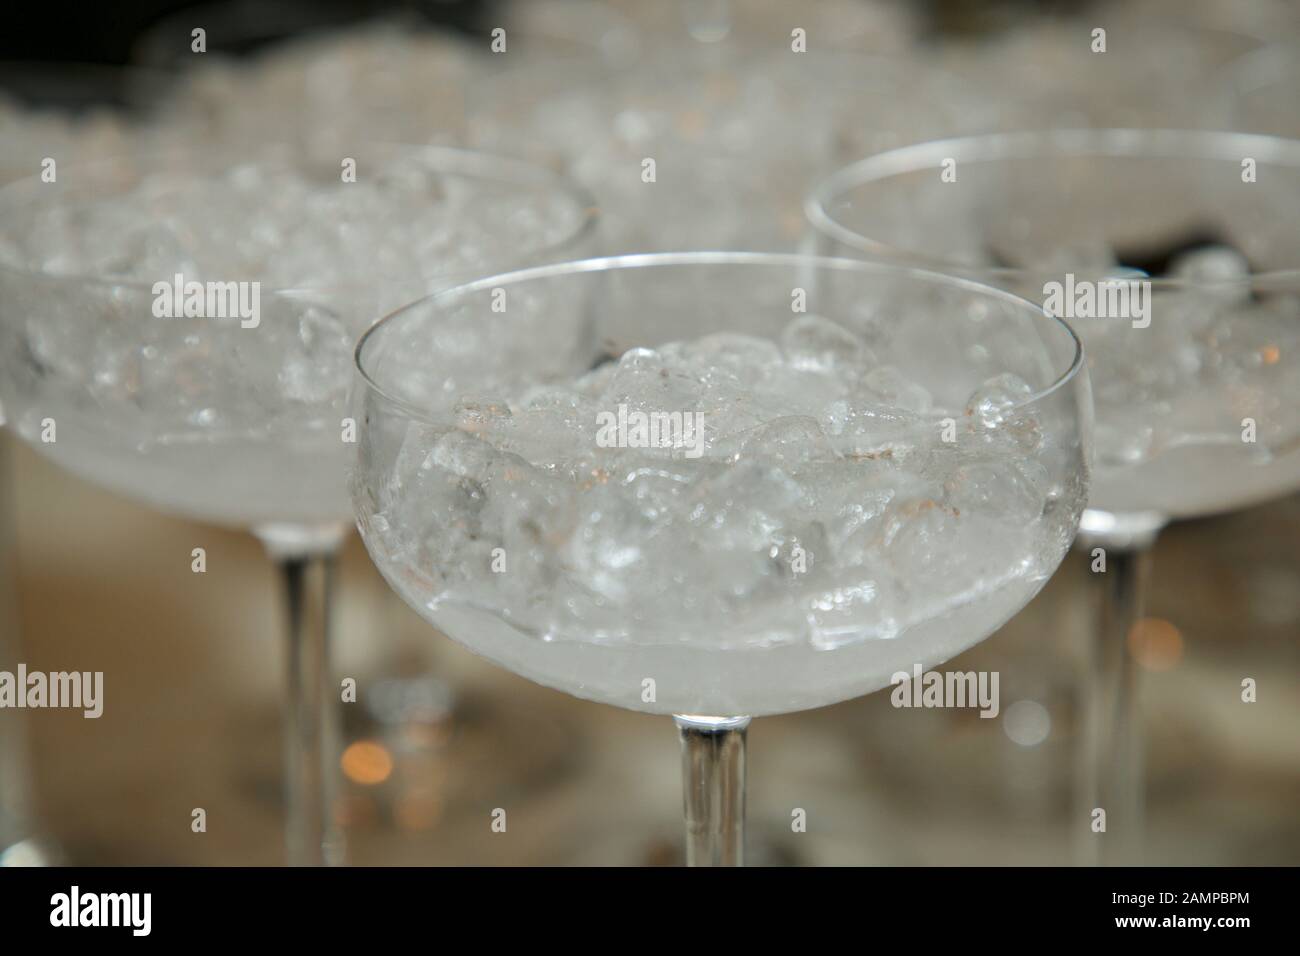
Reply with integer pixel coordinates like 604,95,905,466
351,252,1090,865
0,144,595,865
807,128,1300,863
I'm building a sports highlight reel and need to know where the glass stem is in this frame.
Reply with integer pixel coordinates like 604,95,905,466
1081,544,1152,866
274,550,343,867
674,714,750,866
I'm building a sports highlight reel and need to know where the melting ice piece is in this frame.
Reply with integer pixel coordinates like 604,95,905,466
861,364,933,412
823,399,931,464
277,307,352,404
683,332,784,389
944,460,1048,524
806,576,901,648
429,427,509,483
780,314,873,372
739,415,839,467
454,397,512,435
603,346,698,412
966,372,1034,428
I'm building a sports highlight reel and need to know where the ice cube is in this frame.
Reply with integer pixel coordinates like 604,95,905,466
824,401,932,465
454,397,512,436
479,454,578,591
605,347,684,408
965,372,1034,428
861,364,933,412
792,458,913,562
561,486,648,602
686,332,784,389
428,428,505,484
805,575,901,648
277,307,351,404
943,460,1047,524
780,314,874,372
738,415,839,467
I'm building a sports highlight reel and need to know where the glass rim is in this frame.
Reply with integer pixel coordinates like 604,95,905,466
805,127,1300,284
354,250,1087,425
0,143,599,296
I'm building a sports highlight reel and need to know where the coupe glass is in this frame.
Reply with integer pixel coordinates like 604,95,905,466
351,252,1089,865
807,128,1300,862
0,144,595,864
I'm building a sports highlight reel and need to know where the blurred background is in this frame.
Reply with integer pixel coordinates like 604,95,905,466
2,0,1299,865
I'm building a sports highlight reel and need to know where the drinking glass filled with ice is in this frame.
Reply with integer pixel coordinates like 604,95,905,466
350,252,1091,864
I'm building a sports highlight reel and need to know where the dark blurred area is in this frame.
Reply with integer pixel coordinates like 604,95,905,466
0,1,489,65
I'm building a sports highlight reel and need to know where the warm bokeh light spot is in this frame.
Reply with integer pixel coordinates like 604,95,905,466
1128,617,1183,671
1261,344,1280,365
341,740,394,785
